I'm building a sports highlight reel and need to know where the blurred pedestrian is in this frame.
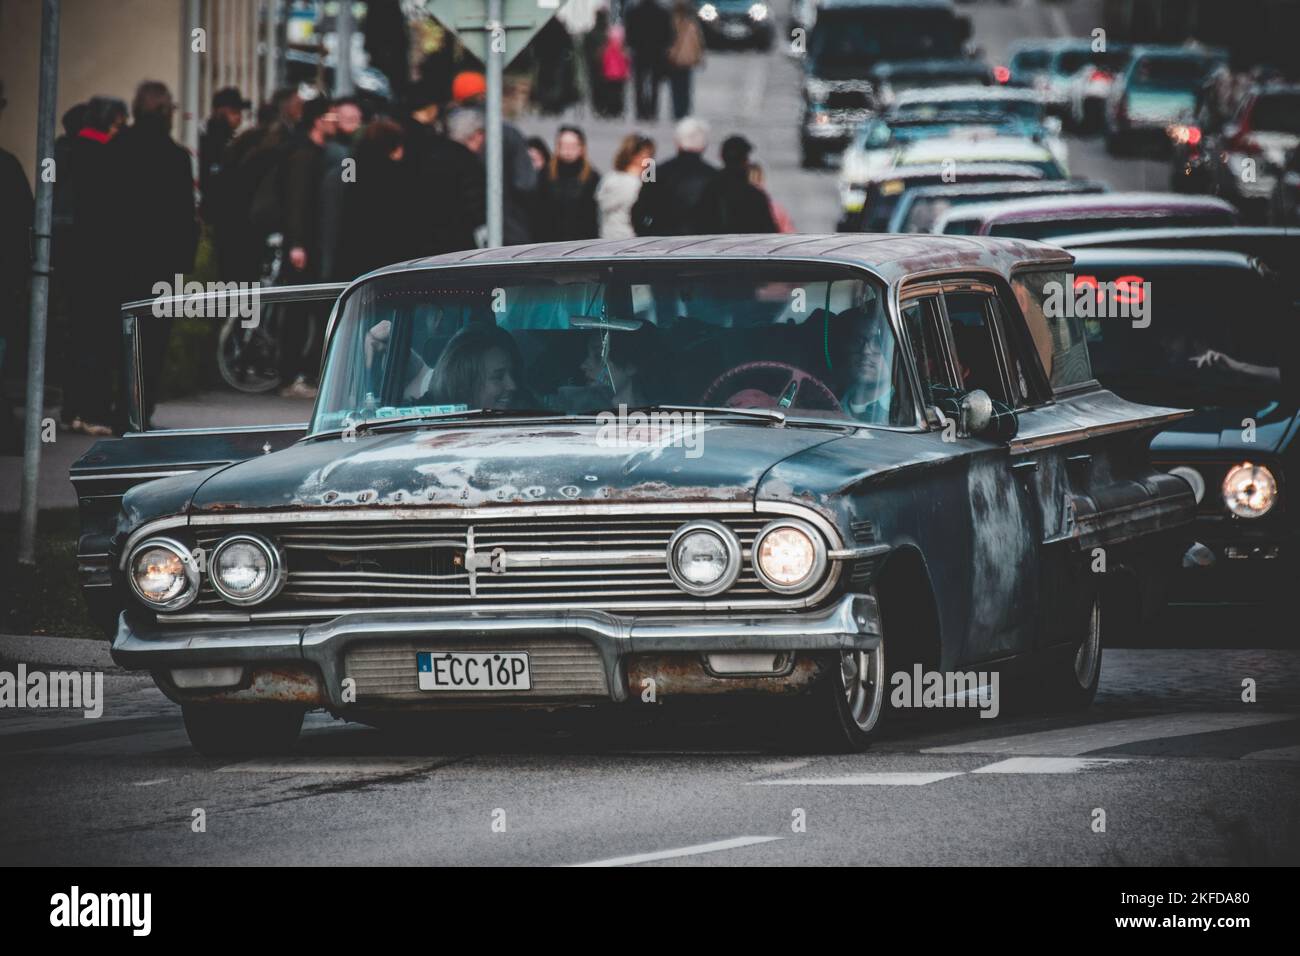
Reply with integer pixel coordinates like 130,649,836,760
452,71,538,245
586,11,629,119
538,126,601,241
714,135,777,233
526,136,550,172
341,118,419,276
110,81,198,426
427,106,488,253
60,96,127,436
597,133,655,239
625,0,672,121
198,86,249,222
320,97,362,282
534,18,581,115
632,117,718,236
0,80,33,451
748,161,794,232
278,96,338,398
665,1,704,121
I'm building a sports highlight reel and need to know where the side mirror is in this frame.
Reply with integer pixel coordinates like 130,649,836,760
958,389,1019,441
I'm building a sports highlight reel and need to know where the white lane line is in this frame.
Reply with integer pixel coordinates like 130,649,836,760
971,757,1129,774
922,712,1295,756
751,772,963,786
132,778,172,787
568,836,782,867
218,757,442,774
750,759,814,775
1241,744,1300,763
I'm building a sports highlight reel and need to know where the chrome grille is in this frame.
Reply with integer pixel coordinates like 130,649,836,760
190,511,837,614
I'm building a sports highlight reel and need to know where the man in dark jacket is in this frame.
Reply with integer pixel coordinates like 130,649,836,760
426,106,487,254
198,86,249,223
632,116,719,236
109,82,198,426
714,135,777,234
278,96,337,397
625,0,672,121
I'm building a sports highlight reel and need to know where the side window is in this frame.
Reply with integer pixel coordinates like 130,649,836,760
988,296,1035,407
1011,269,1094,390
900,296,952,408
942,291,1008,403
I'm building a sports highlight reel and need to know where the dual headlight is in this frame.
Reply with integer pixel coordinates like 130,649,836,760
667,519,827,597
1222,462,1277,519
128,533,285,611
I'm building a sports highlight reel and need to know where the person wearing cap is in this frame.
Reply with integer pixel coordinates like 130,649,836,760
713,134,777,234
449,71,538,245
199,87,249,217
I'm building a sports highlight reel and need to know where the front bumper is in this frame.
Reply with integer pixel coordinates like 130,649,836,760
113,594,880,709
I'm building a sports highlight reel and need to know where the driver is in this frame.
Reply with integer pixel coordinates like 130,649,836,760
829,306,894,423
423,323,524,410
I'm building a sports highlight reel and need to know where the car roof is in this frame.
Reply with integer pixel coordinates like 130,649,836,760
1050,226,1296,249
871,162,1048,185
1128,43,1227,61
898,135,1053,163
905,179,1106,201
817,0,955,11
364,234,1071,289
952,191,1237,224
1067,247,1259,270
873,59,990,77
892,85,1039,107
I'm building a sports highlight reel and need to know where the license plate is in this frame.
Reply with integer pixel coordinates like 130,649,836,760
722,23,748,36
417,651,531,691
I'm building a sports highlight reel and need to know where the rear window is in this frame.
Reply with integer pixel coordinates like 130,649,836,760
1011,269,1093,390
1012,50,1051,71
1250,93,1300,135
1131,56,1210,91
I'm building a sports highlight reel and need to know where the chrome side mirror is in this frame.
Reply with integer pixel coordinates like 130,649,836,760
958,389,994,438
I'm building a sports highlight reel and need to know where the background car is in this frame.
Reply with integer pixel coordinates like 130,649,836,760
839,161,1049,231
869,58,994,109
935,191,1238,238
1064,45,1132,133
698,0,776,50
887,178,1108,232
1206,82,1300,222
1105,45,1227,155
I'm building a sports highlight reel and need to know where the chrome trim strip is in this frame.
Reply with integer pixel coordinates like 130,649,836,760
1009,409,1190,453
73,469,205,482
188,501,756,526
828,543,891,560
121,516,190,567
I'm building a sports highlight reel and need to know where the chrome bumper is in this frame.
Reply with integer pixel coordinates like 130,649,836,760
113,594,881,707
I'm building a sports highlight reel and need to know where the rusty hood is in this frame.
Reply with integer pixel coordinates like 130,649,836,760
188,421,851,513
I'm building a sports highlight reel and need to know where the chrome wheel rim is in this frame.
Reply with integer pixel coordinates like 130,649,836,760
840,643,884,733
1074,597,1101,688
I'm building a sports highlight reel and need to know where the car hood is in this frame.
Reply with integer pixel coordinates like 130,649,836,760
1149,402,1296,457
187,421,849,513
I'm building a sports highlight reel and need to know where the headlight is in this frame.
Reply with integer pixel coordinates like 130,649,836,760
748,2,768,20
668,520,741,597
753,519,827,594
699,3,718,21
1222,463,1277,519
129,537,199,611
210,533,286,606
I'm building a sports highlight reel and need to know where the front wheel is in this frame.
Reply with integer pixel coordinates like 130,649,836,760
182,704,304,756
1040,592,1103,711
783,642,886,753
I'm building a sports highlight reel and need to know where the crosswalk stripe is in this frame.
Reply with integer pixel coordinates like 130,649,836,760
922,713,1294,756
751,772,963,786
568,836,782,867
971,757,1130,774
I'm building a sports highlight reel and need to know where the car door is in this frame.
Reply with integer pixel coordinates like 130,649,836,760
69,282,346,631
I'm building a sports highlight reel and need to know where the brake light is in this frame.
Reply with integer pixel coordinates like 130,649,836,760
1089,69,1110,82
994,65,1011,84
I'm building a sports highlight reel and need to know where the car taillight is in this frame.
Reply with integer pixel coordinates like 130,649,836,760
1089,69,1110,82
994,65,1010,84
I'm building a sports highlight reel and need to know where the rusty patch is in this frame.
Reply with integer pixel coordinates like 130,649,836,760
626,653,824,697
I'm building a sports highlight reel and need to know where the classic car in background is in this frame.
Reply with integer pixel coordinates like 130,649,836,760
933,190,1239,238
71,236,1194,755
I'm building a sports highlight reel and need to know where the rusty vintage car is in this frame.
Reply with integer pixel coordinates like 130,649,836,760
71,235,1194,754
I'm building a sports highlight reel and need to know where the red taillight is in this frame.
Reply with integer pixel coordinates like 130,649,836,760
994,65,1010,84
1089,69,1110,82
1186,126,1202,146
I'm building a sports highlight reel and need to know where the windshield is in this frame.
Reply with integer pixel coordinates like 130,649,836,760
895,98,1042,121
1081,267,1297,408
312,264,916,433
809,9,963,71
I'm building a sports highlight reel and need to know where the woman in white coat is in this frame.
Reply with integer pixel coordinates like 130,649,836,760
596,133,655,239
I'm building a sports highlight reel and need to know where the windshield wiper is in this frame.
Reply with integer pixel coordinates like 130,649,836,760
310,408,569,440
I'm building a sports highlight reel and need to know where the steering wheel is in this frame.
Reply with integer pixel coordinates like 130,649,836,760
700,361,842,413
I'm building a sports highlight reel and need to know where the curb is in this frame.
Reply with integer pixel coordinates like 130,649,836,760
0,633,117,670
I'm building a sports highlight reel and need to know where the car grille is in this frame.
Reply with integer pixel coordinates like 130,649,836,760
189,511,839,615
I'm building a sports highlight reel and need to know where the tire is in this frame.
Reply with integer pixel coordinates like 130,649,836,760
1039,590,1103,711
782,640,886,753
217,311,283,394
182,704,304,756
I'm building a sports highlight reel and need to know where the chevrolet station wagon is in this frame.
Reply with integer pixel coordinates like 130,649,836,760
71,235,1195,754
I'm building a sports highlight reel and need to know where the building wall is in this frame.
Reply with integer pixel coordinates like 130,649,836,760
0,0,185,188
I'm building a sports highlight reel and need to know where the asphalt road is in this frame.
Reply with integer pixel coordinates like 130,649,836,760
7,1,1294,868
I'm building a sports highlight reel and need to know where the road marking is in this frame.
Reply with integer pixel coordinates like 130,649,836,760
751,772,963,786
922,713,1294,756
218,757,442,774
132,778,172,787
1241,744,1300,763
971,757,1129,774
750,759,814,774
568,836,782,867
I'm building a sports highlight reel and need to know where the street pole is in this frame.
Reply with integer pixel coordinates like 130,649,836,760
183,0,201,158
485,0,504,248
263,0,278,98
18,0,60,566
335,0,354,96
